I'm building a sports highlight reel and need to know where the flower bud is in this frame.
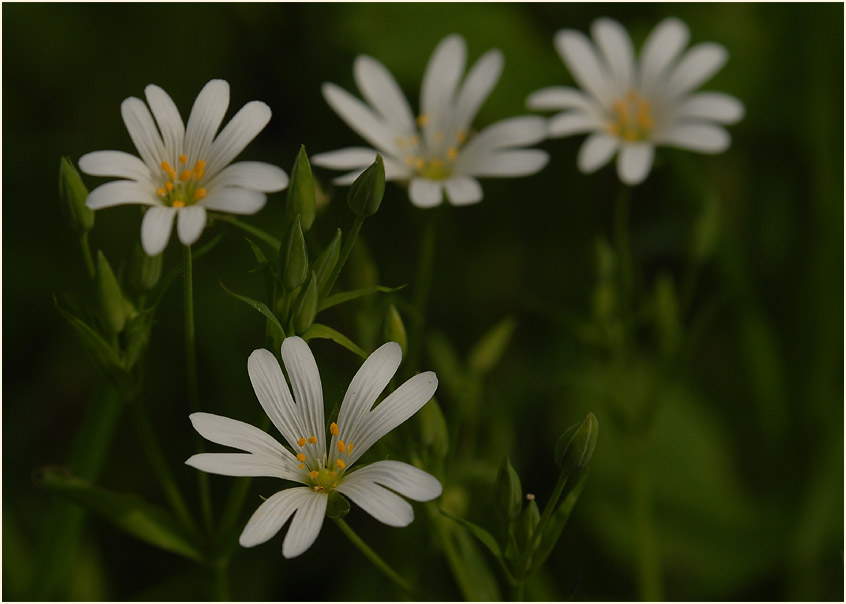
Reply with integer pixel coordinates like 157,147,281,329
515,497,541,552
493,457,522,520
286,145,316,232
292,272,318,334
59,157,94,234
348,154,385,217
312,229,341,296
468,316,516,376
382,304,407,357
96,251,128,335
555,413,599,472
130,244,162,292
279,215,309,290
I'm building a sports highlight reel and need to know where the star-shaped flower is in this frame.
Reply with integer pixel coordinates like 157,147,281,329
527,18,744,185
186,337,441,558
80,79,288,255
313,34,549,208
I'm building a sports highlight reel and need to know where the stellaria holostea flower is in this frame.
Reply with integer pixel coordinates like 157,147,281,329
527,18,744,185
186,336,441,558
80,80,288,255
312,34,549,208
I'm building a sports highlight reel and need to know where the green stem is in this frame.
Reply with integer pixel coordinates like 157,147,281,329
515,468,570,583
511,581,525,602
614,185,634,319
321,214,365,298
214,214,280,249
633,439,663,600
405,210,438,376
334,518,414,597
183,245,213,533
80,231,96,281
212,561,231,601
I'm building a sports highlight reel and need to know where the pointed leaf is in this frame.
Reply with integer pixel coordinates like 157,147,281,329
440,509,503,560
54,295,123,373
301,323,366,358
219,281,285,340
318,284,406,312
530,469,590,574
468,316,517,376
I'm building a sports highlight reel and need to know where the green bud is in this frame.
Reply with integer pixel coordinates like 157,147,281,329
96,252,128,335
347,154,385,217
382,304,407,356
691,193,720,262
280,216,309,290
417,397,449,460
286,145,316,231
130,244,162,292
312,229,341,295
555,413,599,472
326,491,351,519
468,316,517,376
515,497,541,552
493,457,522,520
59,157,94,234
292,272,318,334
594,237,616,281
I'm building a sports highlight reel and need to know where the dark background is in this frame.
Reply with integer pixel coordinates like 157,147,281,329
3,3,843,601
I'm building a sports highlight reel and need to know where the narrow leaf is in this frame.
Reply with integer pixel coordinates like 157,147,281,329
301,323,366,358
318,284,406,312
440,509,503,560
219,282,286,340
54,295,123,372
530,469,590,574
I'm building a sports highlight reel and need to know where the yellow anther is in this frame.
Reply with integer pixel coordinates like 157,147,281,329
613,100,629,125
622,129,639,142
336,459,346,469
308,436,317,444
337,440,346,453
194,188,207,200
161,161,172,172
434,131,444,143
347,443,354,453
179,169,192,182
172,200,185,208
330,422,339,436
179,154,188,164
193,160,205,180
414,157,425,171
298,463,305,469
165,181,174,191
430,159,443,170
416,114,429,127
405,154,416,166
297,437,306,447
309,470,319,479
636,113,654,131
330,471,336,479
456,130,467,143
446,147,459,161
396,136,407,148
606,122,620,136
409,135,420,146
167,168,176,181
156,188,166,196
296,453,306,462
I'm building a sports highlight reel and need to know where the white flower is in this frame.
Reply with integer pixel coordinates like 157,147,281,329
312,34,549,208
527,18,744,185
79,80,288,255
185,336,441,558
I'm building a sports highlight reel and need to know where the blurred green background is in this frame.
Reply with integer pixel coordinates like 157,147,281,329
3,2,843,601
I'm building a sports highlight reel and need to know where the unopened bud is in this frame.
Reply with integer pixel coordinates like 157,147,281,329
493,457,522,520
348,154,385,217
130,244,162,291
59,157,94,234
286,145,316,231
382,304,407,357
96,251,128,335
515,499,541,552
292,272,318,334
555,412,599,472
280,215,309,290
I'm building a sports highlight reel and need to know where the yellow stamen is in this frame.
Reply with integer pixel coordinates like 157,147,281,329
622,129,639,142
434,131,444,143
298,463,305,469
414,157,425,171
179,169,192,182
309,470,319,479
156,188,166,196
307,436,317,444
456,130,467,144
409,135,420,146
347,443,354,453
430,159,443,170
636,112,653,131
330,422,339,436
179,154,188,164
161,161,172,172
416,114,429,127
165,181,174,191
606,122,620,136
296,453,306,462
167,168,176,181
193,160,205,180
396,136,407,148
297,437,306,447
330,471,336,479
172,200,185,208
446,147,458,161
337,440,346,453
194,188,207,200
336,459,346,469
613,100,628,125
405,154,416,166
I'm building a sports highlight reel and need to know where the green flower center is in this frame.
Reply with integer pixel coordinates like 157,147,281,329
156,155,207,207
606,90,655,142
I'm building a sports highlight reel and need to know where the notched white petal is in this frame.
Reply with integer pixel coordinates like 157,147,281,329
176,205,207,246
617,143,655,185
409,178,444,208
140,205,176,256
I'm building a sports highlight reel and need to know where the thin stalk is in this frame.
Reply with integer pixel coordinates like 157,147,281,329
614,185,634,314
633,439,663,601
214,214,280,249
183,245,213,533
405,210,438,376
321,214,365,299
80,232,96,281
511,581,525,602
212,561,231,601
514,468,570,583
334,518,414,597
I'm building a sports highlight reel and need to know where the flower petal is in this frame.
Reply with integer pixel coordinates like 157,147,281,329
420,34,467,144
408,178,443,208
201,187,267,215
176,205,207,246
330,154,413,186
86,180,157,209
345,372,437,466
322,83,398,154
184,79,230,166
526,86,593,112
335,477,414,527
617,143,655,185
452,49,504,133
79,151,152,182
311,147,380,170
656,123,731,153
282,490,327,558
140,205,176,255
548,112,601,137
239,487,317,548
280,337,325,455
342,460,442,502
354,55,415,133
664,43,728,98
577,133,619,173
205,161,288,192
121,96,165,172
185,453,300,481
188,412,292,459
639,18,690,96
458,149,549,178
248,348,308,450
674,92,744,124
145,84,185,166
203,101,271,179
554,29,613,106
461,116,548,156
592,18,635,95
444,176,483,206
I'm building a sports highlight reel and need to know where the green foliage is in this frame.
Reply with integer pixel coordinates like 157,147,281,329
58,157,93,234
347,154,386,218
286,145,317,231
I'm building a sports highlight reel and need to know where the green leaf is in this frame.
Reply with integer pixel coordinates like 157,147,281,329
36,468,202,562
318,284,405,312
219,282,286,340
54,295,123,373
440,509,503,560
301,323,366,358
468,316,517,376
530,469,590,574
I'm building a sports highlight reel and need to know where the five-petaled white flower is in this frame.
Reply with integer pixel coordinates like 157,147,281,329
312,34,549,208
527,18,744,185
80,79,288,255
186,336,441,558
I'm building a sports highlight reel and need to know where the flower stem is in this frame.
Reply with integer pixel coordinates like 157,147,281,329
633,438,663,601
183,244,213,533
614,185,634,319
514,468,570,584
405,209,438,376
80,231,96,281
213,214,280,249
321,214,365,299
334,518,414,597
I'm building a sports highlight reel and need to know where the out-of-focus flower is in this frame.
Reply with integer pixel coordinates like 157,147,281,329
527,18,744,185
80,80,288,255
186,337,441,558
313,34,549,208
